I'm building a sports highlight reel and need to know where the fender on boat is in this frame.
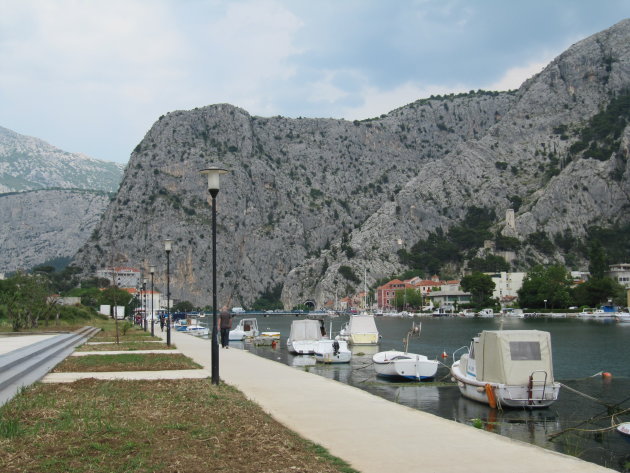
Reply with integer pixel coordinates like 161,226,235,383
485,383,497,409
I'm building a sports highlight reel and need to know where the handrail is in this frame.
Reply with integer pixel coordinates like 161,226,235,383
452,345,468,362
528,370,548,403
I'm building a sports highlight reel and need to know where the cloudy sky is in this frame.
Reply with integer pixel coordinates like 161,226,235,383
1,0,629,164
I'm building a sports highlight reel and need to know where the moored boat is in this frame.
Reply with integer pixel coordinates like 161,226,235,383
450,330,560,408
287,319,326,354
372,323,438,381
229,318,260,341
314,339,351,363
337,313,379,345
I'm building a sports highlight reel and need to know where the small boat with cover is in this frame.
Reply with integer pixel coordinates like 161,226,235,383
337,313,379,345
287,319,326,354
451,330,560,408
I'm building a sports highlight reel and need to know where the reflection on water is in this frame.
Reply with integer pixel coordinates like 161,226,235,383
199,315,630,472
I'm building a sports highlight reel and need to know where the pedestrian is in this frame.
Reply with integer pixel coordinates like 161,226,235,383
159,314,165,332
219,309,233,348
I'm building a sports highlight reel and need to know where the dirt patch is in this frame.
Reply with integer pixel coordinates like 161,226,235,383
0,379,357,473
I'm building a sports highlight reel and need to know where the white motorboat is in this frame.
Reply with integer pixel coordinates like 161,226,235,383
617,422,630,436
229,318,260,341
372,323,438,381
287,319,326,354
502,308,524,318
174,318,207,336
615,311,630,323
476,308,495,318
314,339,351,363
337,313,379,345
451,330,560,408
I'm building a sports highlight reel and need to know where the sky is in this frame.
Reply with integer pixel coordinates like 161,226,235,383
1,1,630,164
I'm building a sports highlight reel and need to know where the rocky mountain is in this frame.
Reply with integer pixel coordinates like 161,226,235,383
0,190,111,272
74,19,630,309
0,126,124,193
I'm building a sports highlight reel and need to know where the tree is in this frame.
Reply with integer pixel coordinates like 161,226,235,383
518,264,572,309
394,288,423,310
588,240,607,280
173,301,195,312
572,277,626,307
0,272,56,330
98,287,134,317
460,272,495,308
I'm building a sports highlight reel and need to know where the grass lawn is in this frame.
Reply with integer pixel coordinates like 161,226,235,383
0,379,358,473
77,341,176,352
53,353,202,372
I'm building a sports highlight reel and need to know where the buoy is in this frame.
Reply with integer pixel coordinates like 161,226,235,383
602,372,612,379
271,340,277,349
441,351,448,358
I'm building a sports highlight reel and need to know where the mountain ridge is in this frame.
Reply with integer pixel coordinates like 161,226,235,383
71,19,630,309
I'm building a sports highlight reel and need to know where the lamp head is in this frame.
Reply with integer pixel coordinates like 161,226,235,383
149,265,156,275
164,239,173,252
200,166,229,191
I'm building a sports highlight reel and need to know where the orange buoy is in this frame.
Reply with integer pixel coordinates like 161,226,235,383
441,351,448,358
602,372,612,379
271,340,277,349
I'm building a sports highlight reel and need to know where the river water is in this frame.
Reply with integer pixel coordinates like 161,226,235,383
203,314,630,471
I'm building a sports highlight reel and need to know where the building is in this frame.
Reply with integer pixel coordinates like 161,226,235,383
426,288,471,308
376,276,449,309
96,267,141,289
485,272,526,305
607,264,630,289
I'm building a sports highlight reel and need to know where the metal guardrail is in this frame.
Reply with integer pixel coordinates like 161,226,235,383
0,326,100,406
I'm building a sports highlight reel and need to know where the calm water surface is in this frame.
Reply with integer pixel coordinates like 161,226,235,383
205,315,630,471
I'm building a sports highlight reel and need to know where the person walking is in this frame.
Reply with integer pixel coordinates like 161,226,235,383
219,309,233,348
159,314,165,332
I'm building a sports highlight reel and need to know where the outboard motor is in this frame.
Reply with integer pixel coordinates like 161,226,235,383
332,340,340,356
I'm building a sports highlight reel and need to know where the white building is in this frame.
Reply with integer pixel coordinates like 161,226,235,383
96,267,141,289
607,263,630,288
486,272,526,305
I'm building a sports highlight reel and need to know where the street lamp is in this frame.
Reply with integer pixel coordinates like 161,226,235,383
200,166,229,385
149,265,155,336
165,239,173,347
143,278,148,331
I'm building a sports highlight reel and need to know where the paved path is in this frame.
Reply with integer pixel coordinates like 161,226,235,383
162,328,613,473
0,334,58,355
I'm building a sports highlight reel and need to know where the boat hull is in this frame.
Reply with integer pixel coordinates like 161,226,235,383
373,350,438,381
451,360,560,408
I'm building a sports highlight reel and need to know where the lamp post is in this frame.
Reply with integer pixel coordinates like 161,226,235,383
143,278,148,331
200,166,228,385
149,265,155,337
165,239,173,347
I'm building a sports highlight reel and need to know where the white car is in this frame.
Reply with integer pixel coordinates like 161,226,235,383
231,307,245,313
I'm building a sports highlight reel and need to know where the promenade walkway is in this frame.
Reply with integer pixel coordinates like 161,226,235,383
158,328,613,473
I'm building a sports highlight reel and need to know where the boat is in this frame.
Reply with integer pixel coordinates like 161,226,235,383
253,331,281,346
450,330,561,408
337,313,379,345
502,308,524,318
458,309,476,318
287,319,326,354
432,307,453,317
229,318,260,341
372,323,438,381
617,422,630,436
314,339,352,363
476,308,495,318
615,311,630,323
